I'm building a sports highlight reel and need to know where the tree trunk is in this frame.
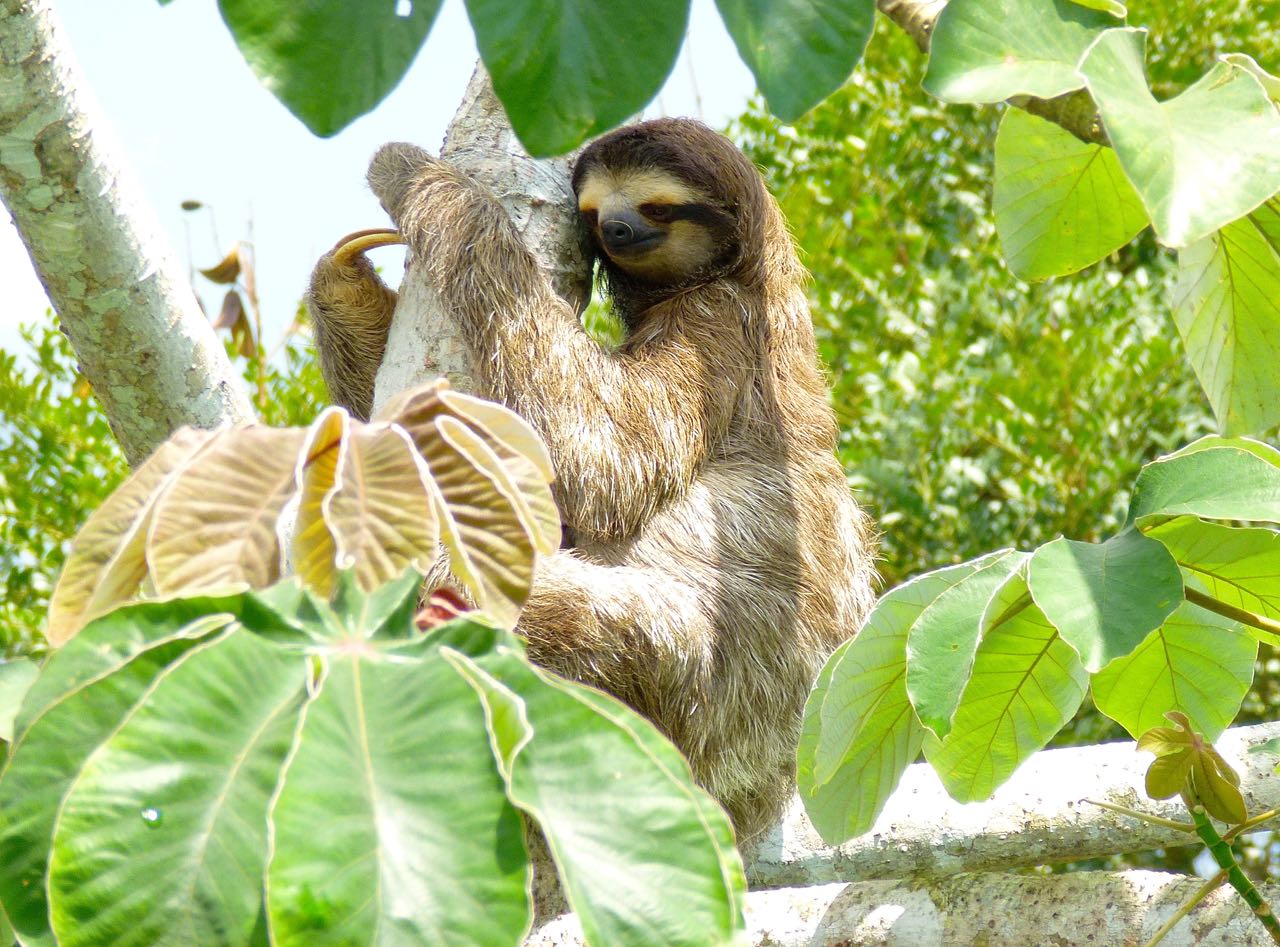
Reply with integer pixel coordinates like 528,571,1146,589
0,0,252,465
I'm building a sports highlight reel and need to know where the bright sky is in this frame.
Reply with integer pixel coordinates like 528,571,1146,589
0,0,755,352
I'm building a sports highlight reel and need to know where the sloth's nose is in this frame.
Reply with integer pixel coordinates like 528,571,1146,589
601,219,635,248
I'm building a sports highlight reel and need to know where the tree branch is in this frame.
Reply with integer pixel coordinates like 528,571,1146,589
0,0,253,464
875,0,1108,145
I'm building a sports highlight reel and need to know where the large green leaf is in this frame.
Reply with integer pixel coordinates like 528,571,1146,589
266,651,530,946
465,0,689,156
1079,29,1280,247
923,569,1088,801
451,648,744,946
48,630,306,947
797,559,1004,843
0,607,232,946
0,659,37,744
1129,445,1280,525
923,0,1116,104
1147,517,1280,634
215,0,442,137
715,0,874,122
906,549,1027,739
1027,529,1183,672
1092,600,1255,741
993,108,1147,280
1174,201,1280,435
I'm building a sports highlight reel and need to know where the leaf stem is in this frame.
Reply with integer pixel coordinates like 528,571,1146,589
1184,587,1280,641
1084,798,1195,832
1191,806,1280,943
1142,869,1227,947
1225,807,1280,843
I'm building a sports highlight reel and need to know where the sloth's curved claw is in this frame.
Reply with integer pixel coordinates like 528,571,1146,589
331,228,404,267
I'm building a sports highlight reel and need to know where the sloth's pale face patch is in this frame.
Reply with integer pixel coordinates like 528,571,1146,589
576,167,722,284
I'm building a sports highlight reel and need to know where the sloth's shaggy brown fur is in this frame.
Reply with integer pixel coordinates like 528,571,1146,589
306,119,877,840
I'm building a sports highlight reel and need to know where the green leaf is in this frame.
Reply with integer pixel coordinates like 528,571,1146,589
923,569,1089,801
993,108,1147,280
715,0,874,122
1147,517,1280,630
923,0,1116,104
48,630,306,947
1161,434,1280,468
465,0,690,156
0,659,37,744
798,559,1002,843
266,651,530,946
216,0,442,137
1129,446,1280,525
1078,29,1280,247
906,549,1027,739
0,610,228,945
1173,201,1280,435
452,648,745,946
1028,529,1183,671
1091,600,1256,740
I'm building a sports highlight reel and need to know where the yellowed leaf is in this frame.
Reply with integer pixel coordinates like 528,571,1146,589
199,244,242,285
293,408,348,596
147,425,307,596
47,428,217,646
325,423,439,593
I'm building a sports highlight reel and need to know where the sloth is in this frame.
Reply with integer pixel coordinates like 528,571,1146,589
306,119,877,840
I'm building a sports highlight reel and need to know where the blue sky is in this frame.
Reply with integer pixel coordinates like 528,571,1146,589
0,0,755,352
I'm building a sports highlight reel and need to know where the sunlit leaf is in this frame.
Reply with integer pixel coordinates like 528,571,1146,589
1173,201,1280,435
1079,29,1280,247
1145,751,1194,799
923,0,1116,104
1091,600,1255,740
293,408,347,596
993,108,1147,279
1190,747,1247,824
217,0,443,137
464,0,689,156
0,659,37,744
47,428,216,646
1129,445,1280,525
1027,529,1183,671
148,426,306,596
715,0,875,122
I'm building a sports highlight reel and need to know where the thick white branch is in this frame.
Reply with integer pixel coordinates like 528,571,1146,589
371,64,591,409
744,721,1280,887
0,0,252,464
530,870,1280,946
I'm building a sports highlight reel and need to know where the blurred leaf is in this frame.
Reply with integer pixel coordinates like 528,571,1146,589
993,108,1147,279
198,244,243,285
148,426,307,595
715,0,874,121
906,549,1027,739
1070,0,1125,15
1028,529,1183,671
266,650,530,945
924,0,1115,104
48,629,305,947
1091,600,1256,739
46,428,215,646
0,658,37,743
1249,736,1280,756
1079,29,1280,247
923,567,1089,801
464,0,688,156
212,288,245,330
1222,53,1280,103
450,647,745,946
217,0,443,137
1129,445,1280,525
1173,201,1280,435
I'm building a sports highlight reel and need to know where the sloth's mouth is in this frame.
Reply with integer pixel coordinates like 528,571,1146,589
606,233,666,257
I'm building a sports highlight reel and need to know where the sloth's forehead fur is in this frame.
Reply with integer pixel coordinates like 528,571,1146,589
575,167,707,215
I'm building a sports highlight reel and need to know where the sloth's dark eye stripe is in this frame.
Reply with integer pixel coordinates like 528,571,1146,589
667,203,724,225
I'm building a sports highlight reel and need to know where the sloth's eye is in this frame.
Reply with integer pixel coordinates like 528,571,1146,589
640,203,674,223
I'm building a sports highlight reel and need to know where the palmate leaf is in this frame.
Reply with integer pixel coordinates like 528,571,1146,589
1079,29,1280,248
1091,600,1256,741
924,566,1088,802
923,0,1117,104
714,0,875,122
1174,200,1280,435
214,0,443,137
993,108,1147,280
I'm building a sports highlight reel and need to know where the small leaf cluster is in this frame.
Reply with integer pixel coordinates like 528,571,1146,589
800,437,1278,844
0,577,745,946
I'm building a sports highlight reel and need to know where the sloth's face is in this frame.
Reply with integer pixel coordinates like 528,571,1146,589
575,166,732,285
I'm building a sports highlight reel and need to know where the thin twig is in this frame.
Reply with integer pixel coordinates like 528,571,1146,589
1142,869,1228,947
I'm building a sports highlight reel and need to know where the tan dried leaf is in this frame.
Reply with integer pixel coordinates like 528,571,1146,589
199,244,242,285
46,428,217,645
324,423,440,593
147,425,307,596
293,408,347,596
